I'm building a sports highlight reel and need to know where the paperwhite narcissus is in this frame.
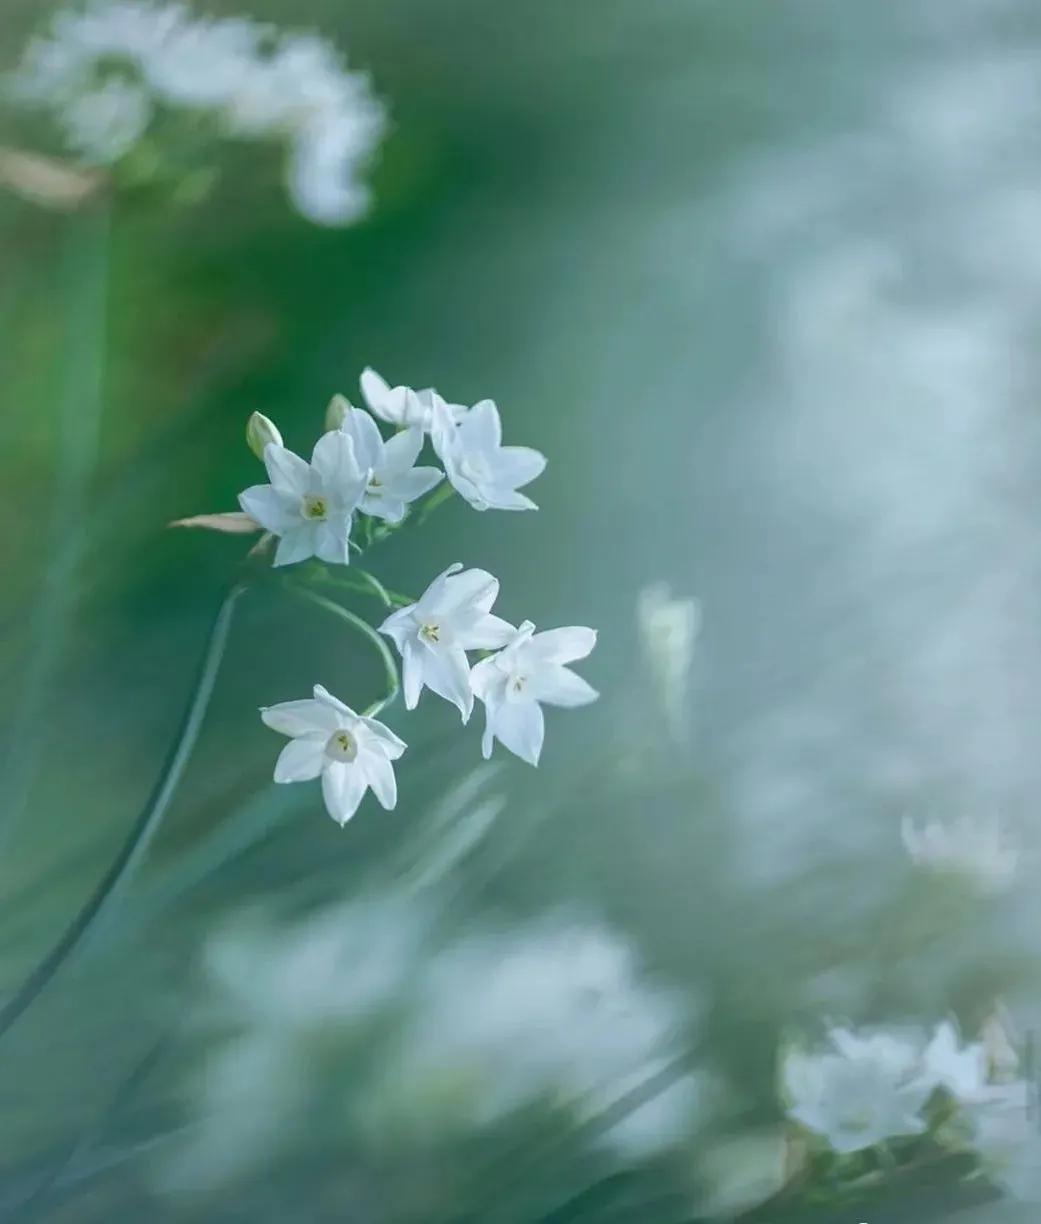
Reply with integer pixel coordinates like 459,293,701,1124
238,432,368,566
432,398,546,511
336,404,443,523
378,564,515,721
359,367,466,433
921,1020,989,1103
470,621,598,766
781,1032,932,1155
261,685,406,826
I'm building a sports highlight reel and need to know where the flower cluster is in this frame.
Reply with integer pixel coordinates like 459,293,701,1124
182,367,596,826
901,812,1018,895
782,1016,1035,1174
7,0,385,224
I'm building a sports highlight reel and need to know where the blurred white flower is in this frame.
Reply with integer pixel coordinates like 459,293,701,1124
336,405,442,523
432,398,546,511
471,621,598,766
379,564,515,721
782,1027,932,1153
359,367,467,433
921,1019,989,1102
967,1081,1041,1202
901,813,1017,893
238,431,368,566
261,683,406,826
637,582,701,740
8,1,386,226
58,76,151,163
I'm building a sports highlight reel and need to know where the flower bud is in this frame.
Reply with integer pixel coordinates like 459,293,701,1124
325,393,352,432
246,412,283,459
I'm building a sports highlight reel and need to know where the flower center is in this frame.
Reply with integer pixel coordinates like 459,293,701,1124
325,729,357,763
302,493,328,520
419,622,441,644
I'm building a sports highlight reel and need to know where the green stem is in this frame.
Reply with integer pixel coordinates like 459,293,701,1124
0,201,110,850
0,583,247,1041
414,479,455,525
282,582,400,716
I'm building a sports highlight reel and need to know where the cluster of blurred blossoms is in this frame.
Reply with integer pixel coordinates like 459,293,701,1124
164,899,706,1188
6,0,384,224
184,368,597,826
901,811,1018,895
782,1014,1041,1201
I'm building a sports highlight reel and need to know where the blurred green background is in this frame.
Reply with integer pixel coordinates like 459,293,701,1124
2,0,1041,1220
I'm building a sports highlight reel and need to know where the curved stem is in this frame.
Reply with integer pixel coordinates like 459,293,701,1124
283,582,400,717
0,583,247,1041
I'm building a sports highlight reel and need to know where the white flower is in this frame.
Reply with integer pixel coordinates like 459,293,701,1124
921,1019,989,1103
141,14,259,109
260,684,406,826
285,107,379,226
901,813,1017,894
359,368,467,433
637,582,701,740
238,432,368,566
432,398,546,511
57,76,152,163
782,1027,932,1154
471,621,598,766
378,564,515,721
336,405,442,524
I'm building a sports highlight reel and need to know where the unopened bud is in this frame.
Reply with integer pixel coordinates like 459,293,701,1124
325,393,352,432
246,412,283,459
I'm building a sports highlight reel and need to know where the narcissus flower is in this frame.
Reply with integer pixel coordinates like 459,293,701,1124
238,431,368,566
471,622,598,766
359,367,466,433
336,403,442,523
379,564,514,721
261,684,406,825
432,398,545,511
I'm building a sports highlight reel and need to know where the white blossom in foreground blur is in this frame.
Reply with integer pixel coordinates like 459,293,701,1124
432,399,546,511
359,368,468,433
7,1,386,225
637,582,701,740
471,621,598,766
261,684,405,825
335,403,442,523
379,565,515,720
901,813,1017,894
782,1026,931,1153
920,1020,989,1103
239,431,367,566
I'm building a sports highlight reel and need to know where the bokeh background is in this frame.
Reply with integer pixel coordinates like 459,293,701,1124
2,0,1041,1220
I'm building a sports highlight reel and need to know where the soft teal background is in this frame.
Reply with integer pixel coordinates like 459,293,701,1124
2,0,1041,1220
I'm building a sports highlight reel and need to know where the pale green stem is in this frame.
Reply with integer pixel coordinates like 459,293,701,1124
283,582,400,716
0,583,248,1041
0,201,110,850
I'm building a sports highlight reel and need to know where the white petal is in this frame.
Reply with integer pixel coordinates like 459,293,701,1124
529,664,598,708
455,612,516,651
238,484,296,534
361,367,408,424
387,466,443,503
414,563,464,615
380,426,424,474
469,654,504,703
358,716,407,758
493,445,546,489
460,399,502,452
401,638,424,709
313,685,357,719
362,750,397,809
313,517,352,565
273,735,325,783
261,699,340,736
419,645,474,721
340,406,384,471
439,568,500,615
263,444,310,496
311,430,364,500
529,626,597,664
274,525,317,566
488,698,544,766
379,605,417,650
480,486,538,511
321,761,368,825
